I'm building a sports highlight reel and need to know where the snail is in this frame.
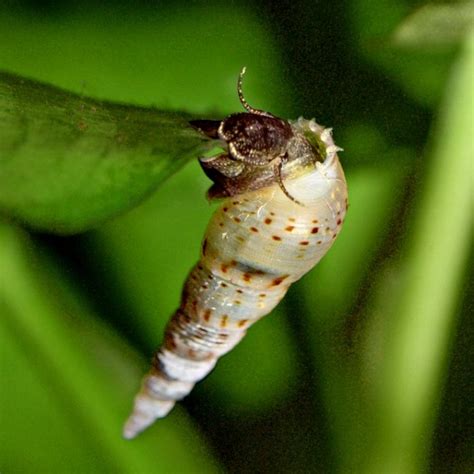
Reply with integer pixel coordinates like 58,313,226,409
123,68,348,439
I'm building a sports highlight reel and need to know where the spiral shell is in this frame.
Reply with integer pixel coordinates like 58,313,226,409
123,72,348,439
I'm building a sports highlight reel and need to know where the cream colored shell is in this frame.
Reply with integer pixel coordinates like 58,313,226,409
123,118,348,439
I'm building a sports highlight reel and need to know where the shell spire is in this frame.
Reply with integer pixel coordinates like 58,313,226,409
123,389,175,439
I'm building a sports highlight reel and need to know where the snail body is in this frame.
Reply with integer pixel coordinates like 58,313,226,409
123,72,348,439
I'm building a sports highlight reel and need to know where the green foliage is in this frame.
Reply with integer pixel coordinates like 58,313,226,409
0,72,207,233
392,2,474,49
0,1,472,473
0,222,220,473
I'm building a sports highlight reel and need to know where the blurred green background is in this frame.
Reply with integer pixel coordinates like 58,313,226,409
0,1,472,473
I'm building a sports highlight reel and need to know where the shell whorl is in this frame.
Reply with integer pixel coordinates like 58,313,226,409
123,118,348,439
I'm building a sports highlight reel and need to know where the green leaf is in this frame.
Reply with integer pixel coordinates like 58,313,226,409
392,2,474,49
361,27,473,474
0,71,208,234
0,221,220,473
351,0,460,107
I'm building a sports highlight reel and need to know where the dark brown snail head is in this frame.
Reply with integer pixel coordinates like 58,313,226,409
191,68,314,205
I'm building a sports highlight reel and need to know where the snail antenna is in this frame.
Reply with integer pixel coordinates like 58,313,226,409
274,160,305,207
237,67,272,117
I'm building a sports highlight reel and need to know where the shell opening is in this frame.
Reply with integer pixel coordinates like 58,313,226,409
292,117,342,166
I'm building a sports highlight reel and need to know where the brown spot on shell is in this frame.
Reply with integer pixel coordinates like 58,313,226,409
285,225,295,232
202,238,208,256
182,313,192,324
233,217,241,223
238,319,248,328
272,235,282,241
337,219,342,225
221,263,229,273
312,219,319,224
236,289,244,294
311,227,319,234
220,282,228,288
264,218,272,224
259,293,267,298
220,315,229,328
250,226,259,233
203,309,212,322
243,273,252,282
233,300,241,305
164,333,177,350
237,236,245,243
317,240,322,244
288,217,296,222
299,241,310,246
232,201,239,205
223,207,228,212
271,275,289,286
